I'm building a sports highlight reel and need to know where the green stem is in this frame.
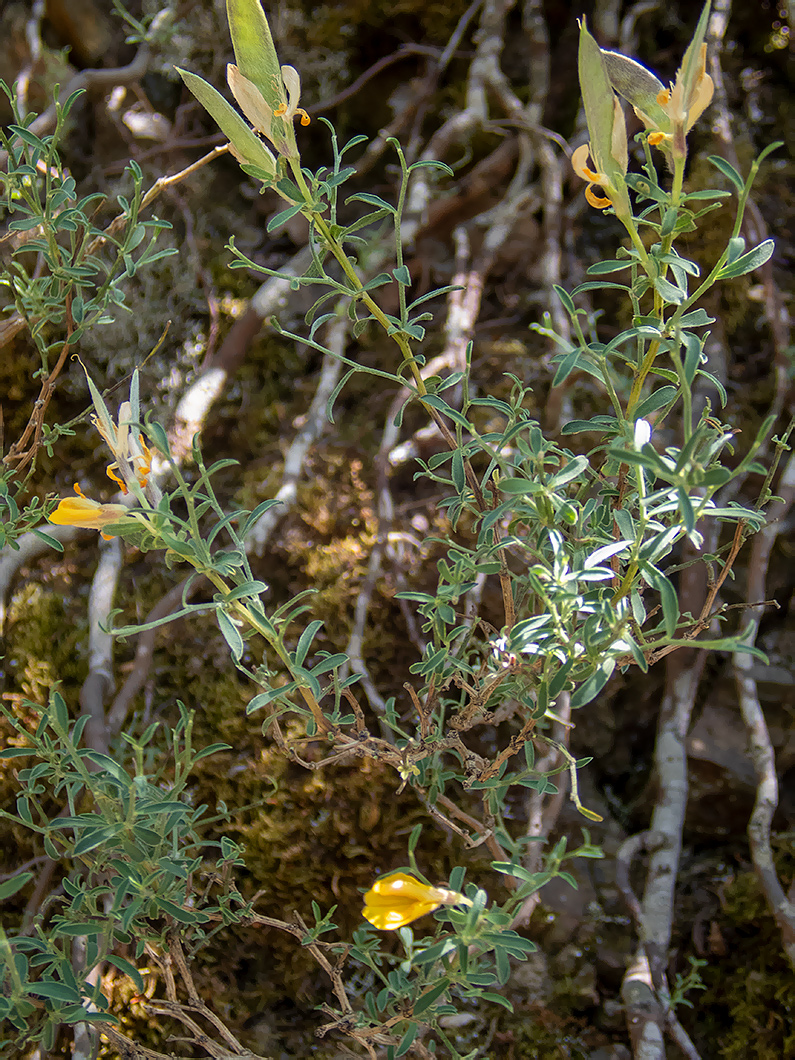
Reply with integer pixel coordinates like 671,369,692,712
620,213,653,275
288,158,428,395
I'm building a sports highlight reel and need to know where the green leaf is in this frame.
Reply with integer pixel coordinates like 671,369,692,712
74,826,123,856
7,124,49,150
726,236,746,263
217,609,244,661
176,68,275,176
682,332,702,386
246,684,296,713
55,922,106,936
294,619,324,667
407,158,455,176
663,623,768,661
572,280,631,296
553,285,576,316
498,477,542,495
267,203,305,232
679,308,714,327
345,192,396,214
27,981,82,1003
678,488,696,534
707,154,744,192
640,561,679,637
548,455,589,489
0,871,33,900
413,978,450,1016
156,898,208,924
80,752,132,786
479,990,514,1011
307,655,345,683
569,658,615,708
653,275,685,304
718,239,775,279
194,742,233,761
560,415,619,434
419,394,471,429
634,386,678,418
396,1023,418,1056
104,956,144,993
222,580,269,602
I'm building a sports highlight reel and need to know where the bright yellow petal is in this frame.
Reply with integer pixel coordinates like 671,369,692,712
48,491,128,531
362,873,462,930
363,899,438,930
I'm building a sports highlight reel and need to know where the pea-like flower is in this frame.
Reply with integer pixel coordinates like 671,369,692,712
48,485,130,539
91,400,153,496
574,23,631,219
177,0,311,170
572,140,618,211
227,63,309,160
362,872,468,930
601,2,713,161
650,43,714,154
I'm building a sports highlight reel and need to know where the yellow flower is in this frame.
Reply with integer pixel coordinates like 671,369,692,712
91,401,152,496
649,44,714,149
574,22,631,218
48,485,130,539
227,62,309,160
362,873,467,931
571,143,615,210
601,2,714,161
608,44,713,156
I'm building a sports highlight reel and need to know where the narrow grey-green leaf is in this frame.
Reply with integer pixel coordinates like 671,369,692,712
176,68,275,176
718,239,775,279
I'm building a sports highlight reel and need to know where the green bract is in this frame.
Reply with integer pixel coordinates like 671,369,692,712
176,67,276,175
573,19,630,219
179,0,309,166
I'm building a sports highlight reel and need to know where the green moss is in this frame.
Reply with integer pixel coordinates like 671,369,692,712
4,582,84,703
689,854,795,1059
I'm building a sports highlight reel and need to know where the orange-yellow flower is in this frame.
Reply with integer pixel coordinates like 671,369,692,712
48,485,129,539
601,1,714,163
91,402,152,496
227,62,309,161
362,872,467,931
650,44,713,150
611,44,712,156
571,143,615,210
